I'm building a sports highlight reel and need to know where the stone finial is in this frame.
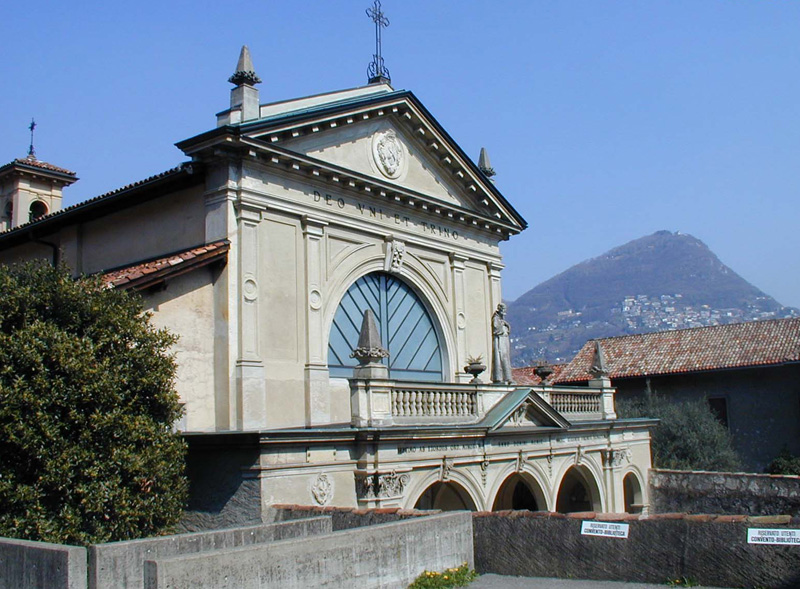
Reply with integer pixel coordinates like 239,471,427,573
478,147,496,178
228,45,262,86
350,310,389,365
589,341,609,378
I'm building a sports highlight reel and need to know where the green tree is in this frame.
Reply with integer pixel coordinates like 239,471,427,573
0,261,187,545
764,447,800,476
618,394,740,472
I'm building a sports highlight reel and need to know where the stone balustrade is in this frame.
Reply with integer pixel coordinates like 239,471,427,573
391,385,477,418
350,377,616,428
537,381,617,421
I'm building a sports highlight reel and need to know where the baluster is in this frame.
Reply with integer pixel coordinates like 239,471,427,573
414,390,422,416
391,390,398,415
402,390,410,416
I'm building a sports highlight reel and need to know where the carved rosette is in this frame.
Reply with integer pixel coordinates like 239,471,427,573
356,470,410,500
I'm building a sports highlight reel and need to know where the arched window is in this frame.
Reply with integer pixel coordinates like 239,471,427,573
4,201,12,221
328,272,443,381
29,200,48,222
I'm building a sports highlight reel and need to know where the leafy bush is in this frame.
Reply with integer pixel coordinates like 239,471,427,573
764,447,800,476
0,261,187,545
408,563,478,588
617,394,740,472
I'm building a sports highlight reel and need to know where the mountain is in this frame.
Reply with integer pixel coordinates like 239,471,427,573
506,230,798,366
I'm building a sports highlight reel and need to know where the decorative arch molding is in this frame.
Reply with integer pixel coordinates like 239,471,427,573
553,455,606,513
487,463,550,512
405,467,484,511
322,251,457,380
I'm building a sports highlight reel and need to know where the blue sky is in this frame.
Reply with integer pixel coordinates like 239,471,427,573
2,1,799,307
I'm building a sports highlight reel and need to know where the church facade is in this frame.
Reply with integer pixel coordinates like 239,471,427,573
0,48,654,522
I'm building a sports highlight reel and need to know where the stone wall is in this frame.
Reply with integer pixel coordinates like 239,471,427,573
143,512,473,589
0,537,87,589
268,503,437,530
650,469,800,516
89,518,331,589
179,434,262,532
473,510,800,589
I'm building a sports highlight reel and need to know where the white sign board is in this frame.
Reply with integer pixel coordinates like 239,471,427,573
747,528,800,546
581,521,629,539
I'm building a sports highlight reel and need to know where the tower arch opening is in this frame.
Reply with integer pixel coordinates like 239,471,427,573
29,200,48,222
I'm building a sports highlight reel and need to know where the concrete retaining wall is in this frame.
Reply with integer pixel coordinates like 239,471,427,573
0,537,87,589
473,511,800,589
269,503,437,530
89,517,331,589
650,469,800,516
143,511,473,589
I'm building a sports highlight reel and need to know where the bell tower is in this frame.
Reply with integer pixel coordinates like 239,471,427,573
0,120,77,231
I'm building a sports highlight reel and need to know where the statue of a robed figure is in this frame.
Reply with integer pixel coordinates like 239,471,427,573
491,303,513,384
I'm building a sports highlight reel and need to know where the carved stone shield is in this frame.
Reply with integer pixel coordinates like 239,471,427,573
372,130,404,179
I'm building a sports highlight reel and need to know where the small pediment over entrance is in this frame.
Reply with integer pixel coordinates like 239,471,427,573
482,388,571,432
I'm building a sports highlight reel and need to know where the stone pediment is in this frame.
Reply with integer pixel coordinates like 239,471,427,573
238,90,525,235
483,389,571,432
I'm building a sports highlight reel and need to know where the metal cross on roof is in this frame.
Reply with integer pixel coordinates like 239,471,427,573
366,0,391,84
27,118,37,159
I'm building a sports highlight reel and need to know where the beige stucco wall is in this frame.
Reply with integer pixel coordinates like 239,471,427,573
143,267,218,432
76,185,205,274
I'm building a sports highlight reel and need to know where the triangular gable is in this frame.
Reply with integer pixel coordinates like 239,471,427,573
237,90,526,233
480,388,571,432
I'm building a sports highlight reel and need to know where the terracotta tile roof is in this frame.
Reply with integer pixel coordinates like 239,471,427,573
102,241,229,291
555,318,800,383
12,156,76,176
512,364,567,386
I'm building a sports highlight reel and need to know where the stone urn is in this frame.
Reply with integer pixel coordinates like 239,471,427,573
464,357,486,384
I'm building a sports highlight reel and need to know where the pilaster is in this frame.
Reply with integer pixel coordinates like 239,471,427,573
237,203,267,430
303,216,331,426
450,253,470,383
487,261,504,311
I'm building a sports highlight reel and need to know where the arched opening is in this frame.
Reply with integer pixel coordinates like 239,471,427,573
623,472,644,514
556,466,602,513
414,482,477,511
328,271,444,381
4,201,13,226
29,200,48,222
492,473,546,511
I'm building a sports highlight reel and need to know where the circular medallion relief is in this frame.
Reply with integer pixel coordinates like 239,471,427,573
371,130,405,179
243,277,258,301
309,289,322,310
457,312,467,330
